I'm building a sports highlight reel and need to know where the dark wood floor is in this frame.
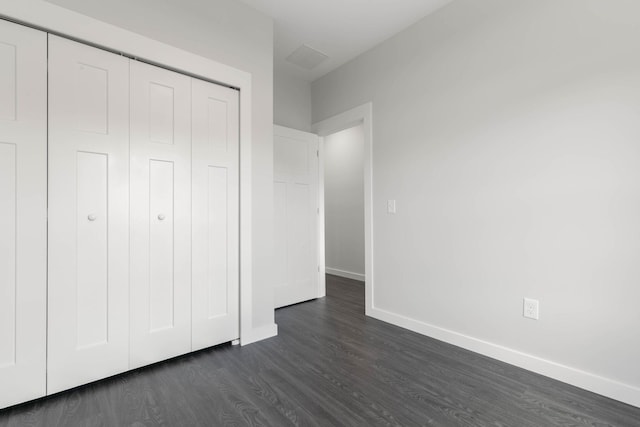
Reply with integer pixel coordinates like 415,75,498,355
1,274,639,426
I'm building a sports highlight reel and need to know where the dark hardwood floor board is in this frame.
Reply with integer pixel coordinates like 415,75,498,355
238,372,319,427
390,344,535,418
210,369,276,427
252,342,375,426
275,305,524,426
382,353,544,427
270,321,463,425
2,274,640,426
187,355,279,427
144,363,207,426
265,339,406,426
257,365,353,426
195,351,290,426
208,346,326,427
280,308,504,424
184,368,247,427
292,357,408,426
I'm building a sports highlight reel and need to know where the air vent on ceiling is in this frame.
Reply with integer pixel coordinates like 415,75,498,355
285,44,329,70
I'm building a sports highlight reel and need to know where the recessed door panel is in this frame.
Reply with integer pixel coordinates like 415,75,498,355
149,160,176,332
275,137,309,177
291,183,312,285
207,97,228,152
130,60,191,368
192,78,239,351
0,143,17,368
274,181,288,288
207,165,229,319
0,20,46,410
75,152,109,348
149,82,175,144
74,63,109,134
48,35,130,394
273,126,319,308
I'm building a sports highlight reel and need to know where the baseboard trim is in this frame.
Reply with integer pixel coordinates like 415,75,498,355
241,323,278,346
326,267,365,282
369,307,640,408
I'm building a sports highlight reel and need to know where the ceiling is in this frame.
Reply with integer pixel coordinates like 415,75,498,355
237,0,453,82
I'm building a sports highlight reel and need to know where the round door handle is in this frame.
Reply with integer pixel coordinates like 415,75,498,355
88,214,97,221
157,214,166,221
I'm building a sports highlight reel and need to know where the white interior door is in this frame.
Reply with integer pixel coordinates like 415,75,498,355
47,35,130,393
0,20,47,409
130,60,192,368
273,125,319,308
191,79,240,350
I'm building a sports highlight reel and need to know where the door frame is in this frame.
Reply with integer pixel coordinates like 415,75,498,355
0,5,265,345
312,103,373,314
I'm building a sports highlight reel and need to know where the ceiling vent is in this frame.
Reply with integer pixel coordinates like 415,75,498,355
285,44,329,70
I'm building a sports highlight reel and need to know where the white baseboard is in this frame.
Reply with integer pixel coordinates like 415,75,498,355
326,267,365,282
369,306,640,408
241,323,278,346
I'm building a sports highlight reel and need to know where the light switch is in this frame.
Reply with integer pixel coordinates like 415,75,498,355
387,200,396,214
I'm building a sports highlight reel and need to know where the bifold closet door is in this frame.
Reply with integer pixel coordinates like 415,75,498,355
191,79,240,350
130,60,192,368
0,20,47,409
48,35,130,393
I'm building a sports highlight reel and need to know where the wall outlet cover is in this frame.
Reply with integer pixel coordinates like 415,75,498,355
387,199,396,214
523,298,539,320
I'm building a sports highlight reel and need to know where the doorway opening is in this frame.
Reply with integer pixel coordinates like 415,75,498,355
313,102,373,315
322,125,365,302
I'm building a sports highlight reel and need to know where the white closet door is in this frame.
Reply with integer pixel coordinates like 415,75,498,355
0,20,47,409
273,126,319,308
130,61,192,368
47,35,130,393
191,79,239,351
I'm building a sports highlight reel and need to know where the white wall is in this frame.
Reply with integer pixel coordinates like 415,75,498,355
274,69,312,132
5,0,277,334
324,125,365,279
312,0,640,406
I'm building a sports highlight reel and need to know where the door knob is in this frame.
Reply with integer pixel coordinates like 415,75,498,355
88,214,97,221
157,214,166,221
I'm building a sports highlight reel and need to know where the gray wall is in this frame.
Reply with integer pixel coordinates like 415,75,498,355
312,0,640,393
324,125,365,278
47,0,276,329
274,70,312,132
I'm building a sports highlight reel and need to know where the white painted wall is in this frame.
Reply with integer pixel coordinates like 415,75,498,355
6,0,277,335
312,0,640,406
274,69,312,132
324,125,365,280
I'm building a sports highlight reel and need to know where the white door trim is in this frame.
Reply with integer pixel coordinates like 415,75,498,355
312,103,373,314
0,5,258,345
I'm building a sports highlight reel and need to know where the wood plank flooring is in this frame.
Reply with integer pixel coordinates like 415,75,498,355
1,274,639,426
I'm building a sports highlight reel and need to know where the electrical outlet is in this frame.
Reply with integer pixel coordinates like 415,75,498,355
387,200,396,214
523,298,539,320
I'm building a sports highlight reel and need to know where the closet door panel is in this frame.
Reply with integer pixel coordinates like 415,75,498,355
149,160,176,331
75,152,109,347
191,79,239,351
0,144,17,368
48,35,130,394
130,61,191,368
0,20,47,410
